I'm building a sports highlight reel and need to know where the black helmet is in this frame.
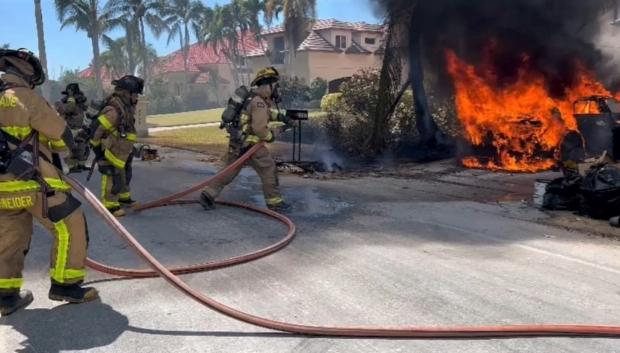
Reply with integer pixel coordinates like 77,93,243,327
112,75,144,94
0,48,45,86
62,83,82,95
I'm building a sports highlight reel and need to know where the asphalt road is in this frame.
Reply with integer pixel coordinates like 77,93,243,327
1,148,619,353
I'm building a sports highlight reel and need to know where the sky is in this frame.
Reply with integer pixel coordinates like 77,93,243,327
0,0,382,80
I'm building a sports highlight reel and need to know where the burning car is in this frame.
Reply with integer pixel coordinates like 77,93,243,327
574,95,620,160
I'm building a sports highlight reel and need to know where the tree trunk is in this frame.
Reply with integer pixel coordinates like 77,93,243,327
34,0,50,101
183,22,190,93
89,0,104,99
285,31,296,76
239,31,249,85
409,4,439,145
368,20,401,154
209,68,221,105
140,18,148,90
91,33,104,99
223,42,240,88
126,23,136,75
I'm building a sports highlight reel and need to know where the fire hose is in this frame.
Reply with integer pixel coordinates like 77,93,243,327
63,143,620,338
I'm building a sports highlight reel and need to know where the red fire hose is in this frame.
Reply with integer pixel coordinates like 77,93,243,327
64,143,620,338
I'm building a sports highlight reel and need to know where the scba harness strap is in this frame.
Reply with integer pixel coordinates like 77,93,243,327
0,84,81,217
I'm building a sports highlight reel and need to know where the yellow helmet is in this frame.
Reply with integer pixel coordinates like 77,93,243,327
251,66,280,86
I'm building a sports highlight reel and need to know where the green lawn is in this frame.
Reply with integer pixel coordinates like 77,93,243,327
148,108,327,128
147,108,224,127
143,110,327,155
142,125,229,154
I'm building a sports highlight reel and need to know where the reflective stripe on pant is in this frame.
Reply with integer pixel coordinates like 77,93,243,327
0,210,31,293
0,191,88,289
101,174,120,209
203,143,283,206
100,157,132,209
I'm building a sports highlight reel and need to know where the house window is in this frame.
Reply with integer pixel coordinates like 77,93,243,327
335,35,347,49
274,36,285,52
273,36,285,64
364,37,376,45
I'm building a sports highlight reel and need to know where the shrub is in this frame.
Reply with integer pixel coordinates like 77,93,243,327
147,76,184,114
321,68,422,157
279,76,310,108
320,93,343,112
309,77,328,101
392,90,419,142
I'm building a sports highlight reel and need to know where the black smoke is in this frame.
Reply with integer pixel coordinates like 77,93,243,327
374,0,618,97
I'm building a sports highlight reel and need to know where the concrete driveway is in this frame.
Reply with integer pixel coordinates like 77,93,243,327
1,148,619,353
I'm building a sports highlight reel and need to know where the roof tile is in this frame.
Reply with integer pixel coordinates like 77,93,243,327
298,31,340,52
261,18,384,36
345,39,371,54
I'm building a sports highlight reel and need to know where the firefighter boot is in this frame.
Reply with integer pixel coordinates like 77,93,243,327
119,198,137,207
68,166,83,174
199,191,216,211
49,282,99,304
107,207,126,218
268,201,292,213
0,290,34,316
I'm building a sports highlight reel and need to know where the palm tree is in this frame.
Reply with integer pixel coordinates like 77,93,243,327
55,0,114,99
107,0,162,88
34,0,51,100
107,7,139,75
264,0,316,67
154,0,204,91
242,0,269,63
100,37,129,78
198,4,244,86
101,36,158,79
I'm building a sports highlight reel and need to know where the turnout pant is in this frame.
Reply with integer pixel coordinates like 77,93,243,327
0,187,88,294
65,128,89,169
99,153,133,210
203,143,283,207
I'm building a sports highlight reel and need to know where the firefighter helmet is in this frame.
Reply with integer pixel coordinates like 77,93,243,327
62,83,82,95
112,75,144,94
0,48,46,86
251,67,280,87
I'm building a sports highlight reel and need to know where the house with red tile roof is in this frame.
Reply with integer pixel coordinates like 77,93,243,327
78,19,384,108
245,19,386,84
152,33,263,105
79,33,261,106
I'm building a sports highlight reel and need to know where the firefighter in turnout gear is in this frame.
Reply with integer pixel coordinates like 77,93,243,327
55,83,90,173
0,48,98,316
90,75,143,218
200,67,291,212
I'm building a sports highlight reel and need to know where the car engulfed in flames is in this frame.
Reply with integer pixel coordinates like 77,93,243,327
445,48,620,173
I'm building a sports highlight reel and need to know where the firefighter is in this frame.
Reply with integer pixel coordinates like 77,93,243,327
0,48,98,316
200,67,291,212
90,75,143,218
55,83,90,173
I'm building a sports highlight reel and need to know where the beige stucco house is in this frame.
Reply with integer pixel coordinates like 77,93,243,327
245,19,386,84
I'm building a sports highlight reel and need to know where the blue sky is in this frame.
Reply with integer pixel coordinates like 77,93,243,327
0,0,382,80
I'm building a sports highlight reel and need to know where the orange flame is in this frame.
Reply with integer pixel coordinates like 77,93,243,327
446,48,617,172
